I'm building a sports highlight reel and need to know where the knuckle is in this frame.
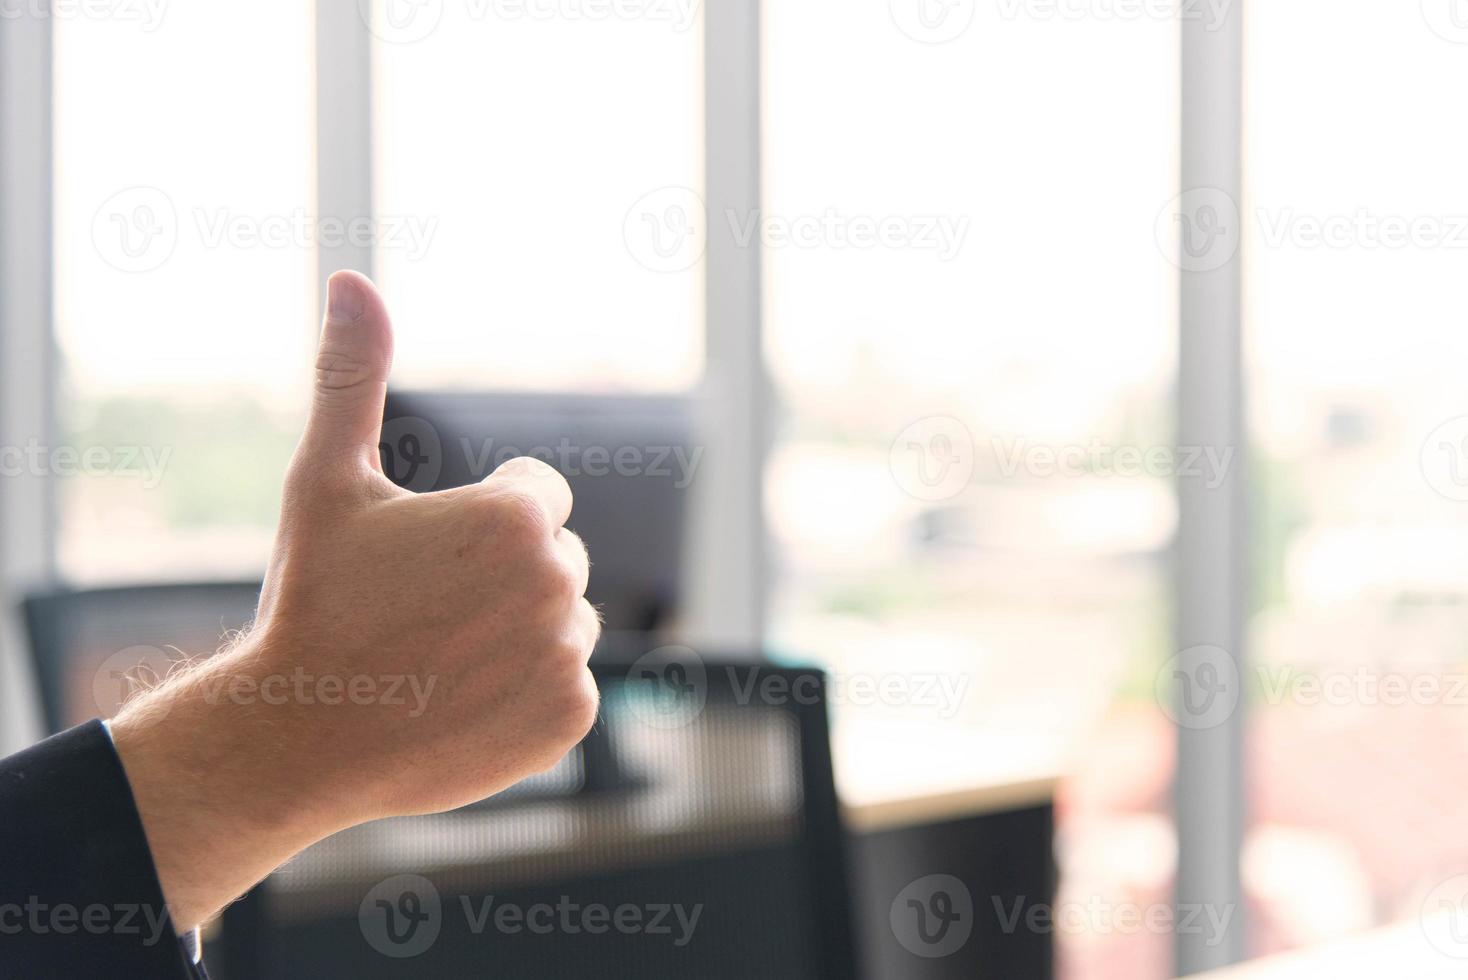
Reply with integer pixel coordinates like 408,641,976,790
517,545,571,603
547,556,582,602
492,456,572,505
557,670,600,742
580,599,604,647
485,490,551,544
499,454,566,489
564,530,591,569
528,671,598,772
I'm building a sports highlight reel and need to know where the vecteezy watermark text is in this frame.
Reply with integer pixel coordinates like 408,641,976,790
379,415,704,494
199,668,437,718
1159,189,1468,272
0,0,168,30
888,415,1235,503
93,186,437,274
0,440,171,488
358,0,701,45
622,648,971,730
1160,646,1468,729
358,874,702,958
991,436,1233,490
0,899,171,946
889,874,1235,960
992,895,1235,945
623,187,970,273
995,0,1231,28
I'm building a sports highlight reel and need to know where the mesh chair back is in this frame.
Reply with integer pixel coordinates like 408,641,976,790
21,582,262,734
234,659,857,980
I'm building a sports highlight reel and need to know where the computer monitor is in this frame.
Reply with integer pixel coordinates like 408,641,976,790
381,391,694,640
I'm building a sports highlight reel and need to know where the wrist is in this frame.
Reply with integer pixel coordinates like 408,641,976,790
110,635,342,931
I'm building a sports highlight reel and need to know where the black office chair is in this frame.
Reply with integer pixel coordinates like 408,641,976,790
222,655,858,980
21,590,858,979
20,581,264,733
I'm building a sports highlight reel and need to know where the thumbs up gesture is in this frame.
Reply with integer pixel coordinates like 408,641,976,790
111,272,601,932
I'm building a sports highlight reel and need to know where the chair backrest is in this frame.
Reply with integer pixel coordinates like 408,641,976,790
20,582,263,734
21,589,859,978
225,656,858,980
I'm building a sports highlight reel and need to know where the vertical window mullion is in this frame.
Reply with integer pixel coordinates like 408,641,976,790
0,10,57,754
685,0,765,652
1176,0,1247,972
315,1,376,302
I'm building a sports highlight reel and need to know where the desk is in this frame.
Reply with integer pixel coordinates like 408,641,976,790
835,722,1063,980
1182,918,1465,980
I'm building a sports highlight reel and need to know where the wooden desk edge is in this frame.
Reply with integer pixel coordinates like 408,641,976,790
841,774,1061,833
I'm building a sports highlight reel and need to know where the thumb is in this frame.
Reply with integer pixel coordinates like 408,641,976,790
303,270,394,473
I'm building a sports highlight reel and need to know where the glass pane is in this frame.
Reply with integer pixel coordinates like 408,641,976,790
1245,1,1468,960
372,5,703,393
54,2,316,582
765,3,1178,978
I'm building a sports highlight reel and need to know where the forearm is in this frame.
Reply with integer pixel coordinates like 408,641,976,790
109,638,340,932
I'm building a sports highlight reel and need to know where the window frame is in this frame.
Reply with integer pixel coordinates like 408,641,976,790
1,0,1250,968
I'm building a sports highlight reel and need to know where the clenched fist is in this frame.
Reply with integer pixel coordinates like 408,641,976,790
110,272,600,932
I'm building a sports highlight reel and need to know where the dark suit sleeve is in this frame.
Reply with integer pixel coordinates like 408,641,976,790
0,720,208,979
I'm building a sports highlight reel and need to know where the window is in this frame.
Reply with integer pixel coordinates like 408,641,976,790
764,3,1178,976
53,1,315,581
1244,0,1468,957
371,3,703,393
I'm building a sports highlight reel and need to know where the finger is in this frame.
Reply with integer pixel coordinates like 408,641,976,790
302,270,394,473
482,456,573,529
556,528,591,599
573,598,603,659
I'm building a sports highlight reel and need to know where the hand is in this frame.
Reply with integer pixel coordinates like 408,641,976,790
110,271,600,932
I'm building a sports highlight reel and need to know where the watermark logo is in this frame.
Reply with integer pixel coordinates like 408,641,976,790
378,420,704,493
1422,0,1468,43
625,190,967,270
460,895,702,945
380,416,444,493
1256,208,1468,251
992,437,1233,489
889,0,974,43
994,0,1230,29
1421,874,1468,958
198,668,437,717
889,416,976,502
1155,187,1240,273
0,439,172,487
358,0,445,43
359,0,698,40
1421,417,1468,502
734,669,971,719
1156,645,1240,730
467,438,703,489
891,874,973,958
0,899,170,945
92,645,180,721
360,874,443,958
623,652,969,728
727,209,969,260
992,896,1234,945
0,0,169,30
92,186,436,272
624,186,705,273
624,646,708,729
1256,663,1468,709
92,186,178,274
